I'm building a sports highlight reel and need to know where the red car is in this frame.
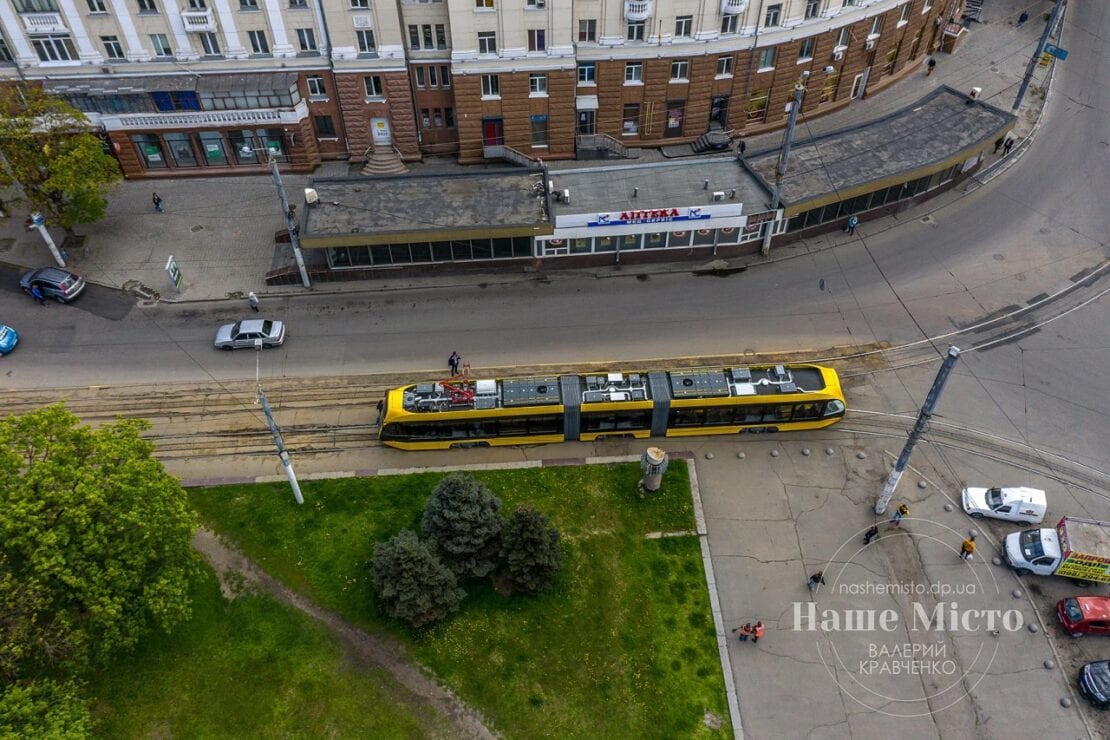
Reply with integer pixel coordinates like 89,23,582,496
1057,596,1110,637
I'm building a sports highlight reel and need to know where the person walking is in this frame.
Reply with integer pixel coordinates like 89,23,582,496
751,621,766,644
30,284,46,305
1016,11,1029,26
960,534,977,561
448,351,461,376
863,524,880,545
993,137,1005,154
732,623,753,642
926,57,936,76
248,291,260,312
846,215,859,235
808,571,826,592
375,399,384,425
1003,137,1015,156
152,192,163,212
890,502,909,528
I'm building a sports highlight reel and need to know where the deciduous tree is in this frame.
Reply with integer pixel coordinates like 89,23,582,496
371,529,464,629
0,84,121,236
0,679,91,739
0,405,198,675
421,473,503,579
499,507,564,595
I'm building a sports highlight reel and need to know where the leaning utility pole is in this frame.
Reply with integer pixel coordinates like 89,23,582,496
1013,0,1064,112
258,385,304,505
268,152,311,289
762,71,809,257
875,346,961,514
30,211,66,267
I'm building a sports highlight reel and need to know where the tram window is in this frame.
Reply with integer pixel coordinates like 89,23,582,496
703,407,735,426
735,406,764,423
792,402,821,420
499,417,528,436
583,411,650,431
528,415,561,435
670,408,705,427
765,405,792,422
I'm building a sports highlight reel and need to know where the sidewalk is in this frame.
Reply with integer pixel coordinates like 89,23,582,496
0,0,1060,303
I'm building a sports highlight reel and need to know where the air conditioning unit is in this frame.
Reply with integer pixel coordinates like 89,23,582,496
562,189,571,204
712,191,726,201
864,38,875,50
833,50,844,61
304,188,319,204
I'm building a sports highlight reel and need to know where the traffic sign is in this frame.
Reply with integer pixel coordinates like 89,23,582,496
165,255,183,292
1043,43,1068,60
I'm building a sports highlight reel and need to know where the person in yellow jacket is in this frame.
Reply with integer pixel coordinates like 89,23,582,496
960,534,977,561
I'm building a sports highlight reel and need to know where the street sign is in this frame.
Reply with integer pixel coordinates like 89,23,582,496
165,255,183,292
1043,43,1068,60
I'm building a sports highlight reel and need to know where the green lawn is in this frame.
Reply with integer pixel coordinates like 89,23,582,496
188,463,731,738
90,567,446,738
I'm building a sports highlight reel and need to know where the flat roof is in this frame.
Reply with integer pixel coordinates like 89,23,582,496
547,157,770,217
742,86,1016,210
300,171,550,245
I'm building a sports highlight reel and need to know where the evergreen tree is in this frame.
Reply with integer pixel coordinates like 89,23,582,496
371,530,464,629
499,507,564,595
421,473,503,579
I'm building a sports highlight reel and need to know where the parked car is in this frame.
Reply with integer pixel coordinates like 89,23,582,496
1057,595,1110,637
1078,660,1110,709
961,486,1046,524
0,323,18,355
214,319,286,350
19,267,86,303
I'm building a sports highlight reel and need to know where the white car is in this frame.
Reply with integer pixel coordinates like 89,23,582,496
961,486,1046,524
214,319,286,350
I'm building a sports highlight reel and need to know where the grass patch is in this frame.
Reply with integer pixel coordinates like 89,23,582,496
89,566,444,738
189,463,730,738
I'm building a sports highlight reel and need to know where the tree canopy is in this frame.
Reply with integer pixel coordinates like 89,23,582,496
0,84,121,233
421,473,503,579
371,529,465,629
0,678,90,739
499,506,564,596
0,405,198,677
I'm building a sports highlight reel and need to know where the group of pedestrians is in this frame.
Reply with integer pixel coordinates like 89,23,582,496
732,621,766,644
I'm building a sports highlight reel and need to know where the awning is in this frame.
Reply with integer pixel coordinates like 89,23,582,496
576,95,599,111
43,74,198,94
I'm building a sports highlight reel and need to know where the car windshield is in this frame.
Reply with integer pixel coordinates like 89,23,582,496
1063,599,1082,622
261,321,274,334
986,488,1002,508
1019,529,1045,560
1089,663,1110,694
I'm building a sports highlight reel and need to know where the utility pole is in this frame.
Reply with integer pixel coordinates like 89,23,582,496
875,346,961,514
30,212,66,267
762,71,809,257
258,382,304,505
268,152,311,289
1013,0,1063,112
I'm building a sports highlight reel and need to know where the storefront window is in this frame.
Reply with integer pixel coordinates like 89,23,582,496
570,238,591,253
620,234,641,250
664,101,686,138
595,235,616,252
164,133,198,167
131,134,167,169
667,230,691,247
198,132,228,165
693,228,716,246
228,130,259,164
644,232,666,249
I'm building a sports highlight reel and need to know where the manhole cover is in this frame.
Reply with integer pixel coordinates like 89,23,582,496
191,225,204,232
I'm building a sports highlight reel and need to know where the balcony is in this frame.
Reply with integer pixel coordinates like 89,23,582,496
623,0,652,22
720,0,748,15
181,8,216,32
21,12,66,33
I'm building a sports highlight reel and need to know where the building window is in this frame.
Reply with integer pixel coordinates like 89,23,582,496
101,35,124,58
289,0,306,7
199,31,220,55
475,0,493,6
716,55,733,76
435,24,446,48
87,0,107,11
350,0,367,6
364,75,383,96
414,66,425,88
764,3,781,26
869,16,882,36
445,107,455,127
314,115,335,136
433,109,443,127
14,0,60,9
0,36,11,63
529,72,547,94
531,115,548,146
578,19,596,41
624,61,642,83
150,33,172,57
882,45,897,74
798,37,815,60
408,24,419,48
306,75,325,96
674,15,692,37
627,21,644,41
758,47,775,68
527,29,545,51
422,24,432,47
297,28,316,52
248,30,268,54
820,71,839,103
670,60,688,80
187,0,205,8
622,103,639,134
150,90,199,110
440,65,450,86
356,29,376,54
478,31,496,54
427,66,438,86
748,88,769,121
239,0,257,7
899,4,910,23
481,74,499,97
837,27,850,47
721,15,737,34
805,0,819,19
578,62,595,84
842,0,854,5
420,108,430,128
136,0,156,11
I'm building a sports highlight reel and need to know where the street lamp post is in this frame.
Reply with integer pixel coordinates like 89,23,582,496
762,72,809,257
268,152,311,289
30,211,66,267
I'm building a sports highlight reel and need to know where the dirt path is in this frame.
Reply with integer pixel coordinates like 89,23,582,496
192,528,497,739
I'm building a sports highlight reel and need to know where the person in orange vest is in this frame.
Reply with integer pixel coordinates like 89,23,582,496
752,621,766,643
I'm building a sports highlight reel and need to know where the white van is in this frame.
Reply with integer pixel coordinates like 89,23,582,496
961,486,1046,524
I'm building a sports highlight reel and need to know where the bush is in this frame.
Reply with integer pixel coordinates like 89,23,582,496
371,530,464,629
421,473,503,579
500,507,564,596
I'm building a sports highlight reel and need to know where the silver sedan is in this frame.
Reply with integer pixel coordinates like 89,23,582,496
214,319,286,350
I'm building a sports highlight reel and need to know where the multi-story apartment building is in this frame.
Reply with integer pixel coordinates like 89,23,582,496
0,0,947,177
